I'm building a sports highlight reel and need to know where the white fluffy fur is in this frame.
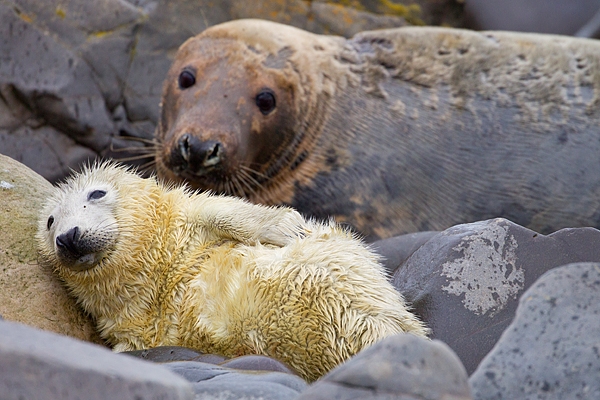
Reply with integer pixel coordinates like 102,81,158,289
37,162,428,381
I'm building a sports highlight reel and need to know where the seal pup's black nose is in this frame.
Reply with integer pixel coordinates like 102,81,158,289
176,133,222,174
56,226,82,256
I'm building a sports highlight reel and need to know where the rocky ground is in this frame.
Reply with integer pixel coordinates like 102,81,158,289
3,1,600,398
1,154,599,399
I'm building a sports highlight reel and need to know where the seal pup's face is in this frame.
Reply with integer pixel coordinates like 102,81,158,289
155,19,347,203
38,174,119,271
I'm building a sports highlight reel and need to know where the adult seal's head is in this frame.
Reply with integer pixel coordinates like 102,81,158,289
155,19,349,203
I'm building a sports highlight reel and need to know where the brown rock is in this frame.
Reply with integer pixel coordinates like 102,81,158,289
0,154,101,344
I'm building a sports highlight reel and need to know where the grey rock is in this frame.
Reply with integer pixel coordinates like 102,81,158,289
165,361,307,400
123,346,209,363
393,218,600,374
371,231,439,276
343,0,466,27
465,0,600,36
219,354,298,375
123,346,297,375
0,319,194,400
296,334,472,399
470,262,600,399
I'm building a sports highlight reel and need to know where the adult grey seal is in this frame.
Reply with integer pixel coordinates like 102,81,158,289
155,19,600,240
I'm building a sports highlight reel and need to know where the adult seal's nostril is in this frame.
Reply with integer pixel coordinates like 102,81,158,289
178,133,192,163
199,141,221,167
56,226,81,255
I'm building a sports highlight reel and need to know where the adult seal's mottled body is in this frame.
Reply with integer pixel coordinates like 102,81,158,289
156,19,600,240
36,162,427,381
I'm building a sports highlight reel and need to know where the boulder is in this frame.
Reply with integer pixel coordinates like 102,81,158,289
124,346,297,374
392,218,600,374
464,0,600,36
371,231,439,276
0,319,194,400
469,262,600,399
296,334,472,399
0,154,100,343
164,361,307,400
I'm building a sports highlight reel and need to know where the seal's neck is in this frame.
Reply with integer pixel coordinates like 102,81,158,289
59,182,198,349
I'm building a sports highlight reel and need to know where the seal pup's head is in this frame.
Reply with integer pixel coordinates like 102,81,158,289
155,19,350,204
36,162,152,273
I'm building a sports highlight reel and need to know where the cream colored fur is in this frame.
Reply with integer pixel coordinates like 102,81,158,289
36,162,428,381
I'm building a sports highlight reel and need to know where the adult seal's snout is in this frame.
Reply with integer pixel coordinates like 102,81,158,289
173,134,222,176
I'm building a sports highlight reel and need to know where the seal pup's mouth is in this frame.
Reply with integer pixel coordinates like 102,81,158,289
55,226,113,271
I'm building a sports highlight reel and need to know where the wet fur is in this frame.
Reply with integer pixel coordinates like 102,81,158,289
36,162,427,381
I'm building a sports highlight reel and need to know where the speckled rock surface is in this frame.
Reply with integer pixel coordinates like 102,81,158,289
0,319,194,400
296,333,472,399
469,262,600,399
0,154,100,343
393,218,600,374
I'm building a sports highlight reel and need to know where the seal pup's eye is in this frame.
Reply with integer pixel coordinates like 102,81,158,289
47,216,54,230
87,190,107,201
255,89,276,115
178,70,196,89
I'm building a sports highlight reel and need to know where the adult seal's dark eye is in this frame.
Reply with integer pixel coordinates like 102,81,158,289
87,190,107,201
178,70,196,89
47,216,54,230
255,90,276,115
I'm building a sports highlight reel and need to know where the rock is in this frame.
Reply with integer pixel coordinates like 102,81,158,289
165,361,307,400
219,355,298,375
124,346,212,363
469,262,600,399
0,0,408,183
464,0,600,36
392,218,600,374
232,1,409,37
341,0,466,27
0,154,100,343
124,346,297,374
371,231,439,276
0,319,194,400
296,334,472,399
125,347,304,399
